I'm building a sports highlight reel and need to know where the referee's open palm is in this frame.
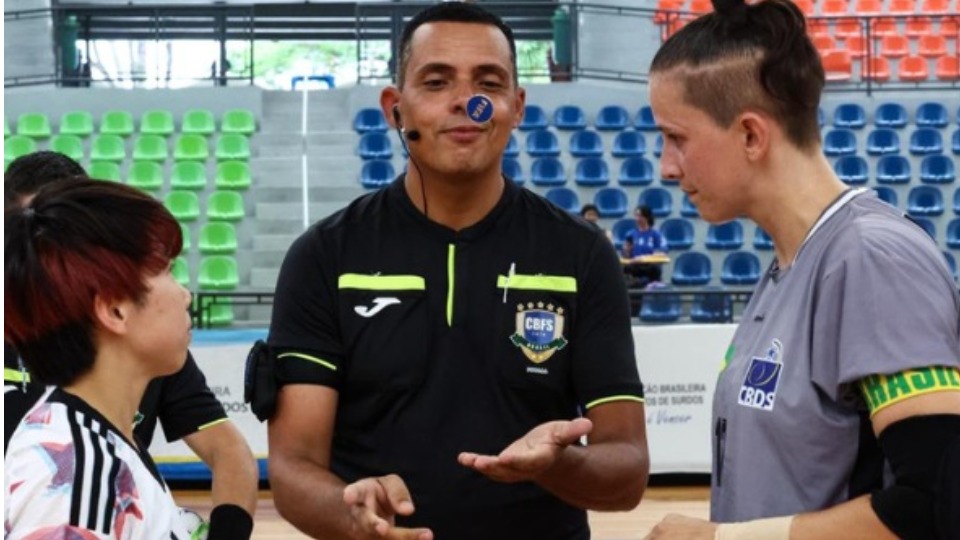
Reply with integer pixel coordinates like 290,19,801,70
342,474,434,540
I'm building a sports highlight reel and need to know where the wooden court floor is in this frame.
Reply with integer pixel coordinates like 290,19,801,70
175,486,710,539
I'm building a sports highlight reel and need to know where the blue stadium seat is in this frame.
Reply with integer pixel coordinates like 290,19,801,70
823,129,857,156
526,130,561,157
943,251,958,282
754,226,774,250
653,134,664,158
833,103,867,129
874,186,899,208
545,187,580,212
635,106,658,131
953,129,960,155
818,107,825,128
594,187,629,218
866,128,900,155
504,133,520,158
519,105,549,131
618,157,654,187
595,105,630,131
553,105,587,130
612,131,646,158
720,251,762,285
834,156,869,185
660,218,695,250
357,132,392,160
681,194,700,218
947,219,960,249
874,102,908,128
705,221,745,250
920,155,956,184
907,185,945,216
910,217,936,240
638,187,673,218
916,102,949,128
639,285,682,323
502,158,524,184
671,251,712,286
575,157,610,187
954,187,960,214
875,155,911,184
360,160,395,189
569,130,604,157
353,108,388,133
612,218,635,247
690,287,733,323
909,128,943,155
530,157,566,186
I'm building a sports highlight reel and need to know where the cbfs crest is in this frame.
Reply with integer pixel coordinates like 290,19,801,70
738,339,784,411
510,302,568,364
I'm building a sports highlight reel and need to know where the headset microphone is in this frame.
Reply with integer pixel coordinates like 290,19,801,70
393,105,420,141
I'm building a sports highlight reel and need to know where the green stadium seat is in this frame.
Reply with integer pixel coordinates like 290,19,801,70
132,134,168,162
198,222,238,254
140,110,175,137
198,255,239,290
100,110,135,137
59,111,94,138
215,160,251,190
127,161,164,191
49,134,84,161
174,134,209,161
197,298,234,327
5,135,38,163
220,109,256,135
88,161,122,182
90,134,126,163
4,116,10,138
181,109,216,136
179,223,192,252
206,190,245,221
164,190,201,222
215,134,250,161
170,161,208,191
172,256,190,287
17,113,52,139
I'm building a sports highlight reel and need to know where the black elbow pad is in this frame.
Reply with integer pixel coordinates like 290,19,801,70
243,339,278,422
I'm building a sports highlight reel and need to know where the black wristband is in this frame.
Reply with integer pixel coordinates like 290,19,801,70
207,504,253,540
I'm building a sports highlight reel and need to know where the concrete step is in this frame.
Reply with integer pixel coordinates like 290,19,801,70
256,201,348,221
251,267,282,289
253,234,299,252
250,185,366,203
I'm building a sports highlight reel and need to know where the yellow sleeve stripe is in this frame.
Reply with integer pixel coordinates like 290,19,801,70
277,352,337,372
860,366,960,416
585,395,645,409
4,367,30,383
197,418,230,431
496,274,577,293
338,274,425,290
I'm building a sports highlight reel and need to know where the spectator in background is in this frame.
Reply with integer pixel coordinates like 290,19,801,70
580,203,613,242
622,205,668,287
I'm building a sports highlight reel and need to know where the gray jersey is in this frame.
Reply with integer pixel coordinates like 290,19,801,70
712,190,960,522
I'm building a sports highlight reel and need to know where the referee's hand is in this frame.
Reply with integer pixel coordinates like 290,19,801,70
458,417,593,483
342,475,433,540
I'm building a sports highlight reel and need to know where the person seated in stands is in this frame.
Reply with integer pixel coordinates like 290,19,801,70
580,203,613,242
622,205,668,287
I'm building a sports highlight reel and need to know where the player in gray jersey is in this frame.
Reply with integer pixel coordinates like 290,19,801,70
643,0,960,538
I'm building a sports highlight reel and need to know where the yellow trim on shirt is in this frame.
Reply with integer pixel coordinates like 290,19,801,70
4,367,30,383
496,274,578,293
585,395,645,409
197,418,230,431
860,366,960,416
338,274,425,290
277,352,337,372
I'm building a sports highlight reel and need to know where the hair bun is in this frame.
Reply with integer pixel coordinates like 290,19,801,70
712,0,748,19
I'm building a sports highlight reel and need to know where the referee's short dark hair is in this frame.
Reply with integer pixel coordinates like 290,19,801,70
4,151,85,209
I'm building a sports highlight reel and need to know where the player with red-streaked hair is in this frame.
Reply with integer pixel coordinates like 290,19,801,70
5,178,193,539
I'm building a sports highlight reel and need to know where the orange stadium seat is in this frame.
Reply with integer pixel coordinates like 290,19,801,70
834,18,863,39
920,0,951,13
813,34,838,51
854,0,883,15
880,34,910,58
905,16,934,37
690,0,713,12
864,56,892,82
821,0,850,15
918,34,948,58
807,18,830,38
821,50,853,81
936,55,959,80
794,0,816,16
899,55,931,81
939,17,959,36
889,0,917,14
871,18,900,37
843,34,868,57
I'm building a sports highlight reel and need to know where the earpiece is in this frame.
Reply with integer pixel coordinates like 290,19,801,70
392,105,420,142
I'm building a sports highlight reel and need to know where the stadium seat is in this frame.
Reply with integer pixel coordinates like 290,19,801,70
595,105,630,131
720,251,762,285
569,130,604,158
59,111,94,138
870,17,899,37
953,188,960,214
818,107,827,128
681,194,700,218
16,113,51,139
501,158,524,184
90,134,126,163
671,251,712,286
618,157,654,187
140,110,175,137
905,16,933,37
612,218,635,247
612,131,646,158
921,0,951,12
554,105,587,131
215,133,250,161
520,105,549,131
909,128,943,155
920,155,956,184
174,134,210,161
936,56,959,82
181,109,216,136
754,226,774,250
179,223,191,253
834,155,869,184
545,187,580,213
874,102,908,128
634,106,658,131
360,159,395,189
863,56,891,82
504,133,520,158
947,219,960,249
170,161,208,190
943,251,958,281
215,160,252,190
918,35,948,59
866,128,900,155
916,102,949,128
172,256,190,287
49,134,84,161
874,186,899,207
856,0,884,14
132,134,168,162
690,287,733,323
823,129,857,156
574,157,610,186
198,222,238,254
821,50,853,81
880,35,909,58
206,190,246,221
876,155,912,184
705,220,744,250
100,110,135,137
594,187,629,218
127,161,164,191
953,129,960,155
834,18,861,39
833,103,866,129
88,161,121,182
530,157,566,186
813,34,837,52
198,256,239,290
526,130,561,157
660,218,695,250
639,285,682,323
888,0,916,13
221,109,256,135
653,134,664,158
638,187,673,218
898,56,929,82
353,108,388,133
357,132,393,160
907,185,945,216
164,191,201,222
843,35,868,58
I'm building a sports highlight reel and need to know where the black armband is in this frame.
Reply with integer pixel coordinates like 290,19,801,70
243,339,277,422
206,504,253,540
870,414,960,540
